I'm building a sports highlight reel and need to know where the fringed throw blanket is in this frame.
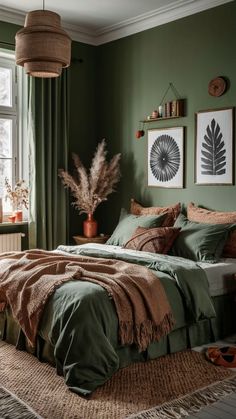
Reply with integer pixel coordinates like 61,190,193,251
0,250,174,351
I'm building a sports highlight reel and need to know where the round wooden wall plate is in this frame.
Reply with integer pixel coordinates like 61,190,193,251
208,77,226,97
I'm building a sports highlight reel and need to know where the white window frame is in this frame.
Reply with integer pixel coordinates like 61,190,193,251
0,58,17,113
0,49,28,218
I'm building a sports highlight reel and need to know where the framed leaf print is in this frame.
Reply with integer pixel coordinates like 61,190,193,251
148,127,184,188
195,108,234,185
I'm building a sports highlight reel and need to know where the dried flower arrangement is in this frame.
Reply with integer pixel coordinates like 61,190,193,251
59,139,121,217
5,178,29,211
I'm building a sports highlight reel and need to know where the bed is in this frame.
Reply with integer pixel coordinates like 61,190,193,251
0,202,236,396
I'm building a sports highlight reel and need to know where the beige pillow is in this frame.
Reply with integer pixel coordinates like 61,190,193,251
130,199,181,227
187,202,236,224
187,202,236,258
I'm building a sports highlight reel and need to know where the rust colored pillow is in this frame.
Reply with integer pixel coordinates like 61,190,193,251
223,230,236,257
187,202,236,224
130,199,181,227
124,226,181,254
187,202,236,258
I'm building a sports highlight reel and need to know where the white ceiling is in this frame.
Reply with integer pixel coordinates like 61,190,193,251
0,0,232,45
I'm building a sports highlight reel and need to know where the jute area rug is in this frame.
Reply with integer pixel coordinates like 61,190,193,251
0,341,236,419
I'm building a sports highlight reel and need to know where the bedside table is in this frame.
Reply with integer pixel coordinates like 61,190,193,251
73,235,110,245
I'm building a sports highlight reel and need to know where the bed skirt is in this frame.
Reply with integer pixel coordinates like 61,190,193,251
0,292,235,370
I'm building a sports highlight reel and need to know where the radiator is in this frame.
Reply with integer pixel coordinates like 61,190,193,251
0,233,25,253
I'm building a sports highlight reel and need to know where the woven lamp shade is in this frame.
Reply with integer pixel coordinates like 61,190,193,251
15,10,71,78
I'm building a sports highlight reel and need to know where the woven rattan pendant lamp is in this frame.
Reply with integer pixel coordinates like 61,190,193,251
15,0,71,78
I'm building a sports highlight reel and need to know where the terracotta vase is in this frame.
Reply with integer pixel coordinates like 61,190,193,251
15,210,23,222
8,215,16,223
83,213,97,238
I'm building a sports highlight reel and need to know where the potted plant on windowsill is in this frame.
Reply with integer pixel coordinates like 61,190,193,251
59,139,121,238
5,178,29,222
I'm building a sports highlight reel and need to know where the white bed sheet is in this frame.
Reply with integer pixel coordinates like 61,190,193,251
198,259,236,297
88,245,236,297
58,244,236,298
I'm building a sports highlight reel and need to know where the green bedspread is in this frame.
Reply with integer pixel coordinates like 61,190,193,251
36,244,216,396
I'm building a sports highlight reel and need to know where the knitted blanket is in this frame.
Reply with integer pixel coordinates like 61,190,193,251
0,249,174,351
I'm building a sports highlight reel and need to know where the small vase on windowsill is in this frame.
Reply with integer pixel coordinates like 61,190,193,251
83,212,98,238
14,209,23,222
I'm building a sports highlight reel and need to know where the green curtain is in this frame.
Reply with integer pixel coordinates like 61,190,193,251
28,71,69,250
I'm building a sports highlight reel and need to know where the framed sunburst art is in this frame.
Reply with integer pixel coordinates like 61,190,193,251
195,107,234,185
148,127,184,188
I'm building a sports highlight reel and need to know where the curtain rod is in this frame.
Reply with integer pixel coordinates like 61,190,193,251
0,40,15,47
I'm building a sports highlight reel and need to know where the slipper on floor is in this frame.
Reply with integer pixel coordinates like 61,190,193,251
205,346,236,368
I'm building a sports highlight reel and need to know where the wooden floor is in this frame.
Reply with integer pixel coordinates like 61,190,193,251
191,335,236,418
188,393,236,418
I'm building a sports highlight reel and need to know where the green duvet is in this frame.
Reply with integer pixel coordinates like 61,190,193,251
37,244,215,396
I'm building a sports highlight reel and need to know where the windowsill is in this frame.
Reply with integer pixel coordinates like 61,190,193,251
2,213,29,224
0,221,28,226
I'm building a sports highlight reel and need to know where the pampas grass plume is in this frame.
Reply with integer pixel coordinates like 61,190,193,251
59,139,121,214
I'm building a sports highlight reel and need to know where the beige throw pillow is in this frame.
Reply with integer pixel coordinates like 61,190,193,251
130,199,181,227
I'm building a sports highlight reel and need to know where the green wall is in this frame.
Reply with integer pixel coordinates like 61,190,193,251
0,20,20,48
97,1,236,233
1,2,236,239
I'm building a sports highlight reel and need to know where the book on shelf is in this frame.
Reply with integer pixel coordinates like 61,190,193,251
164,101,172,117
172,99,184,117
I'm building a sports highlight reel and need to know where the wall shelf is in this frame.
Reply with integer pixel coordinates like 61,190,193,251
140,115,185,123
135,83,185,138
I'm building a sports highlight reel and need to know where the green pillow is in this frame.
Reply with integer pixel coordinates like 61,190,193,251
171,213,230,263
107,208,166,246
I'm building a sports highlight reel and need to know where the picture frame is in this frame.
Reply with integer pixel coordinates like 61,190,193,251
195,107,234,185
148,127,184,188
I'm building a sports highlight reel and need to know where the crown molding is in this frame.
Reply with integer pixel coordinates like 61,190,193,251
0,0,233,46
0,6,25,27
62,21,96,46
0,5,96,45
94,0,233,45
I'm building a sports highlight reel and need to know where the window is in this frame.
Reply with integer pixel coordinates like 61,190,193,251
0,50,28,216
